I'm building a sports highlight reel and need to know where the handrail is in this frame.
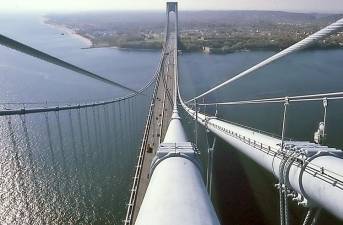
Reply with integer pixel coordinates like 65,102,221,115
196,91,343,106
182,104,343,190
217,117,292,141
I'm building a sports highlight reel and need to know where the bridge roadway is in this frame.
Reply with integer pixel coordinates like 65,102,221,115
131,33,176,223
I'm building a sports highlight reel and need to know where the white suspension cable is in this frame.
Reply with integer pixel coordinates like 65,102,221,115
185,17,343,103
0,34,139,94
196,91,343,106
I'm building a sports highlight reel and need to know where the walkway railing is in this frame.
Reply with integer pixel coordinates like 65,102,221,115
124,47,167,225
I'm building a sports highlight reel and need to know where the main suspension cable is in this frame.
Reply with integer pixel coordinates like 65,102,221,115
0,34,139,94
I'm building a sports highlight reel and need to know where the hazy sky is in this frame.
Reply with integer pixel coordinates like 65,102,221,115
1,0,342,13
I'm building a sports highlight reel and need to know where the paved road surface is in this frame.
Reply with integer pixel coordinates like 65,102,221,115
131,33,177,223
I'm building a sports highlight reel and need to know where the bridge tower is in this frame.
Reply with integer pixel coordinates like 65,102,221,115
166,2,178,42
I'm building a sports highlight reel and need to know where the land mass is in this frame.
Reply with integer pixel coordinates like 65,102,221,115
45,11,343,54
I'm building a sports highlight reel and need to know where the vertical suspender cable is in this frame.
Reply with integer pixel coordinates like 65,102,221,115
85,106,96,213
128,98,134,160
92,106,101,165
279,97,290,225
122,99,129,160
127,98,133,159
44,111,57,185
131,97,139,155
194,99,198,146
203,97,206,115
7,115,33,224
20,114,44,223
77,108,92,213
84,107,92,160
132,97,138,147
55,111,70,189
302,208,314,225
118,100,123,171
102,105,111,163
311,208,321,225
205,131,216,198
126,99,132,150
106,105,113,160
209,137,216,198
44,111,62,221
322,98,328,143
280,97,289,150
206,130,210,191
111,103,118,168
55,111,75,218
96,106,105,166
68,109,84,211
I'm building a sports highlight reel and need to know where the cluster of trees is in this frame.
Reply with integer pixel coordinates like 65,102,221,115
87,34,163,49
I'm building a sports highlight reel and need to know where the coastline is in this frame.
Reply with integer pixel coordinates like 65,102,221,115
39,16,343,55
41,16,92,47
82,45,161,52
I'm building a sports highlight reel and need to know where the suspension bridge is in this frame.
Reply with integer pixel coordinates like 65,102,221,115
0,2,343,225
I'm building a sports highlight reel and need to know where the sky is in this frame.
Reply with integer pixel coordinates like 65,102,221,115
0,0,342,13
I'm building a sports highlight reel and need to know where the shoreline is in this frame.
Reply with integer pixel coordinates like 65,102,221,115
82,45,161,52
41,16,92,47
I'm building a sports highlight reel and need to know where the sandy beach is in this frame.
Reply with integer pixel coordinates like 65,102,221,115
41,16,92,47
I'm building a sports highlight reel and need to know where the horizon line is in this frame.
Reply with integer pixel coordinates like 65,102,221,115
1,9,343,15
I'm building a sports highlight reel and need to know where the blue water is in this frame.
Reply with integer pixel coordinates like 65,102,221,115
0,14,160,104
1,12,343,225
0,13,158,225
179,49,343,224
180,49,343,148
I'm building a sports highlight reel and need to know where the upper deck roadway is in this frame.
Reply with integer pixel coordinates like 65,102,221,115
131,33,177,223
